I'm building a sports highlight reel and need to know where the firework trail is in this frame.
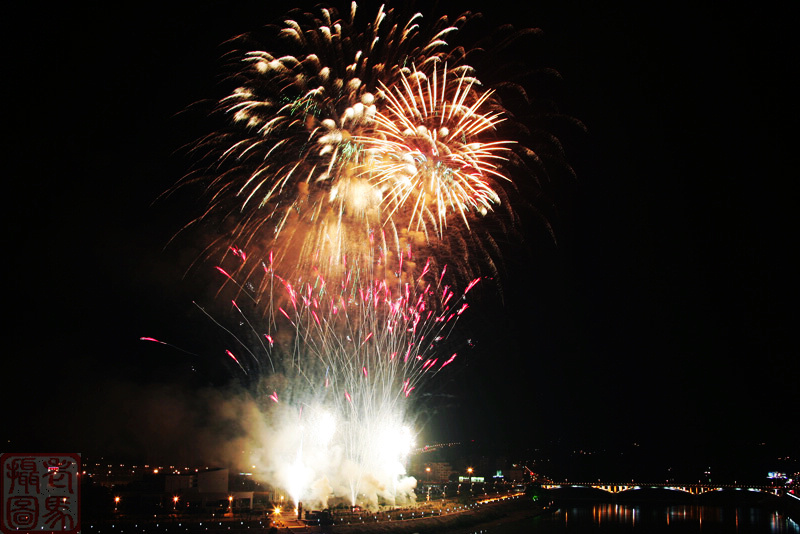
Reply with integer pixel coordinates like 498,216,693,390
224,254,474,400
207,248,478,508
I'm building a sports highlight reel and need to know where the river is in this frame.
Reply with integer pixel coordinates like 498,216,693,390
475,503,800,533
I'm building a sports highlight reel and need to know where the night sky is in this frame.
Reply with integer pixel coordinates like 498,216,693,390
5,1,797,478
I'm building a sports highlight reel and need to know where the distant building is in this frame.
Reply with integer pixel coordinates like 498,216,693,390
165,474,195,493
423,462,455,484
198,469,228,493
167,468,254,511
767,472,788,483
504,468,524,482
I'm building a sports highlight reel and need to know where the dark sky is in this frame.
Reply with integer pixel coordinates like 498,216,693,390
5,1,797,475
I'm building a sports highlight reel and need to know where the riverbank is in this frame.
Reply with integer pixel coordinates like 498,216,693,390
330,497,551,534
778,494,800,524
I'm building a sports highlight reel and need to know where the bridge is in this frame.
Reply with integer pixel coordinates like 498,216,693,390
541,482,788,497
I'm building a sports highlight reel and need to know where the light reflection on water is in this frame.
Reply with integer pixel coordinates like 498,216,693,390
465,503,799,533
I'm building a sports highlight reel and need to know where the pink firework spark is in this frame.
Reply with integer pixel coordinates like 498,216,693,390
420,258,431,279
443,288,454,307
465,277,481,294
440,353,457,368
226,350,247,374
139,336,197,357
229,246,247,262
215,266,233,280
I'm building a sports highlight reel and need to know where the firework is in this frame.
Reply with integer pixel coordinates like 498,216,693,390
176,2,527,299
360,62,512,236
205,251,478,508
165,0,572,512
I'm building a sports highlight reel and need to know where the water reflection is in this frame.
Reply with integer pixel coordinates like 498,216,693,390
555,504,799,533
468,503,799,533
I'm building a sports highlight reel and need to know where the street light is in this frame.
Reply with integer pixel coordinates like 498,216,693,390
173,496,179,510
114,496,120,512
425,467,432,501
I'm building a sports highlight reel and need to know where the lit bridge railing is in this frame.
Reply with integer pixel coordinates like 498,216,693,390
540,483,786,497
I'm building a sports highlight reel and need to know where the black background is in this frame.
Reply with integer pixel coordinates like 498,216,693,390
5,1,796,478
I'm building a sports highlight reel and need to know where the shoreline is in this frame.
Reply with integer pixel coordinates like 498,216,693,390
328,497,551,534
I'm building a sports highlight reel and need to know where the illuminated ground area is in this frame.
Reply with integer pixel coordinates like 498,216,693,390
85,491,534,533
